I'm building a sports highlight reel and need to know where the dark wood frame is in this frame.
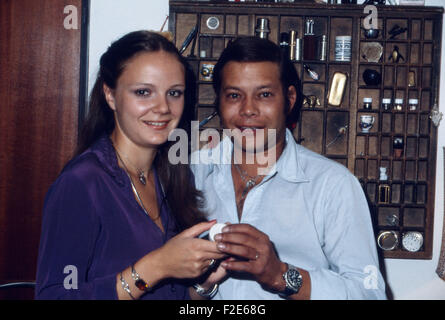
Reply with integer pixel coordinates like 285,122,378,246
169,1,443,259
78,0,91,135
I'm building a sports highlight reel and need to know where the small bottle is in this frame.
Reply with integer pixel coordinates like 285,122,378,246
379,167,388,181
255,18,270,39
378,167,390,204
394,98,404,111
378,184,390,204
304,19,317,60
408,98,418,111
304,64,319,81
393,137,404,158
319,35,327,61
280,32,290,58
363,97,373,110
382,98,392,111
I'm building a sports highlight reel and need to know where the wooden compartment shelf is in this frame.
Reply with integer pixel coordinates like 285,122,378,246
169,1,443,259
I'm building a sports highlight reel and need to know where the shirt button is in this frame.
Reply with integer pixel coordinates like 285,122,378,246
170,284,176,292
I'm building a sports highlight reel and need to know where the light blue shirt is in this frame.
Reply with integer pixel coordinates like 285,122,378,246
191,129,386,300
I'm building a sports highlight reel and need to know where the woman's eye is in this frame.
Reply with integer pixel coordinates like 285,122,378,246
260,92,272,98
168,90,184,97
135,89,150,97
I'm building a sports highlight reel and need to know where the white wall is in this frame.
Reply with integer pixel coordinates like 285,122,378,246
88,0,445,299
88,0,169,94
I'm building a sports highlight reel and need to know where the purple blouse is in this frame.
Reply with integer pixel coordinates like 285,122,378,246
35,135,190,300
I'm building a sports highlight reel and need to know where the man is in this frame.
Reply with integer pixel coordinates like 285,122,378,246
191,37,386,300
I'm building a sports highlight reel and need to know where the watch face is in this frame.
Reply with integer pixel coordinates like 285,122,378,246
402,231,423,252
286,268,303,290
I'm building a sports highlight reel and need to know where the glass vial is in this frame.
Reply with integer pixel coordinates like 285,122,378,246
378,167,390,204
408,98,418,111
304,19,317,60
280,32,290,58
382,98,392,111
363,97,373,110
393,137,404,158
394,98,404,111
378,184,390,204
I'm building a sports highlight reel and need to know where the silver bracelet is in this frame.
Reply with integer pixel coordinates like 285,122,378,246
193,283,218,298
131,264,151,292
120,272,135,300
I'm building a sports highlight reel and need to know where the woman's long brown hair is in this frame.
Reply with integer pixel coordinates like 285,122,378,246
75,31,206,230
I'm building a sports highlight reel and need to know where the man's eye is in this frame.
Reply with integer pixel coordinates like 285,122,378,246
135,89,150,96
227,93,239,99
260,92,272,98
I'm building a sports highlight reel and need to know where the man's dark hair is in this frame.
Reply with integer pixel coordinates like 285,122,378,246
212,36,303,127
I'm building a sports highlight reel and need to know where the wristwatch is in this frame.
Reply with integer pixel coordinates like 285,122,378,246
280,263,303,297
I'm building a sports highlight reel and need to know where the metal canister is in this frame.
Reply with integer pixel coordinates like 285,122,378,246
320,35,327,61
289,30,301,61
289,30,297,60
295,37,301,61
255,18,270,39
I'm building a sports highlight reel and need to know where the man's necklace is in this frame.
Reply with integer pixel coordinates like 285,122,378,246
233,163,264,200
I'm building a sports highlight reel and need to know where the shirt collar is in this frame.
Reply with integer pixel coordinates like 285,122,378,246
275,129,310,183
213,129,309,183
86,134,127,186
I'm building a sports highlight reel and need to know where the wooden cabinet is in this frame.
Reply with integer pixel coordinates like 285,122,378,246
0,0,89,299
169,1,443,259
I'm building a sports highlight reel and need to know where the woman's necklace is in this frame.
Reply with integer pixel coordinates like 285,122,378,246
113,146,147,186
114,148,157,219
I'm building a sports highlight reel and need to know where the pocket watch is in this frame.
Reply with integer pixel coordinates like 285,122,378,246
402,231,423,252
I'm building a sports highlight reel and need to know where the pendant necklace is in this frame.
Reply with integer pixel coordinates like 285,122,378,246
233,163,264,200
113,146,147,186
114,148,156,219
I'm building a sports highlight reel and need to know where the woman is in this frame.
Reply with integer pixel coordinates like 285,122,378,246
35,31,224,300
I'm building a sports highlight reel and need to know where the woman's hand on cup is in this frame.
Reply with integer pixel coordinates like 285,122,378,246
155,220,226,279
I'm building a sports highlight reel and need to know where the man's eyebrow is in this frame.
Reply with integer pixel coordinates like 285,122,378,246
222,84,277,91
222,86,241,91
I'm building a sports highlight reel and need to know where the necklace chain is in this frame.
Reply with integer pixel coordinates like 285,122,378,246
114,147,160,220
234,163,264,201
113,145,147,186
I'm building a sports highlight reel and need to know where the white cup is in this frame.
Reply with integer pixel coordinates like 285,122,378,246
359,115,375,133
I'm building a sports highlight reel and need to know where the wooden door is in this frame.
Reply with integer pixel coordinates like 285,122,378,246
0,0,88,299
